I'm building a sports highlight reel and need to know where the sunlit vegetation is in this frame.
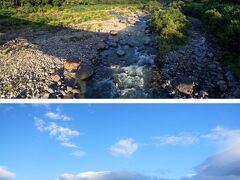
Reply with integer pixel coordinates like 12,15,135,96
149,2,189,54
181,0,240,78
0,0,167,34
0,3,143,33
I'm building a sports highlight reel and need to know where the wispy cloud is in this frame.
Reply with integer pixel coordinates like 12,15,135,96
32,104,50,109
0,105,14,112
61,142,78,148
35,117,79,142
0,166,15,180
71,150,85,157
202,126,240,145
45,112,71,121
57,171,166,180
153,134,198,146
109,138,138,157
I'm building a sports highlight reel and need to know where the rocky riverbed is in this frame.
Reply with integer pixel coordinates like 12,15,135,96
158,17,240,98
0,10,239,98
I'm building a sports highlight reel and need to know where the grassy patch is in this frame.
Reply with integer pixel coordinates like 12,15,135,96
0,3,142,34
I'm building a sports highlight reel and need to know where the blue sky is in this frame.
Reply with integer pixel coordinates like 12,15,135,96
0,104,240,180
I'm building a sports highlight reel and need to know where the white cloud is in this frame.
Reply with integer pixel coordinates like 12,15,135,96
34,117,45,131
109,138,138,157
183,126,240,180
202,126,240,146
32,104,50,109
0,166,15,180
153,134,198,145
61,142,78,148
57,171,165,180
71,150,85,157
45,112,71,121
35,117,82,157
35,118,79,142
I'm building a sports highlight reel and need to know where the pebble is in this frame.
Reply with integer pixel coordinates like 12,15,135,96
217,80,228,92
116,49,125,56
110,30,118,36
97,42,107,50
207,64,217,69
50,74,61,82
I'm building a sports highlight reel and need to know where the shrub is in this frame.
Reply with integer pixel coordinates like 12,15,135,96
0,1,15,8
203,9,222,32
183,2,205,18
142,0,163,13
150,7,189,53
219,20,240,52
182,0,240,79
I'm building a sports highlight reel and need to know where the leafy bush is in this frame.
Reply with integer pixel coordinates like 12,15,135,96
142,0,163,13
203,9,222,32
150,7,189,53
0,1,15,8
183,2,205,18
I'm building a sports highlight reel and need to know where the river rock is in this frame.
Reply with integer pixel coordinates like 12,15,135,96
207,64,217,69
144,29,151,34
75,63,94,80
119,19,127,24
116,49,125,56
207,52,214,58
119,39,127,45
199,90,208,98
41,93,50,99
110,30,118,36
217,80,228,92
110,42,118,48
50,74,61,82
70,88,81,94
97,42,107,50
225,71,234,81
144,38,151,46
175,77,195,95
112,37,119,43
46,87,54,94
127,18,136,25
128,41,135,47
64,61,80,71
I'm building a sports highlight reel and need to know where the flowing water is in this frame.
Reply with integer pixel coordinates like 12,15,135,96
85,12,167,98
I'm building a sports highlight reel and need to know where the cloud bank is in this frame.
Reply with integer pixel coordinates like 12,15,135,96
57,171,165,180
183,126,240,180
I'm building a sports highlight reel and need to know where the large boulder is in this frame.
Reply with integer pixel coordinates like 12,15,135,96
75,62,94,81
175,77,195,95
